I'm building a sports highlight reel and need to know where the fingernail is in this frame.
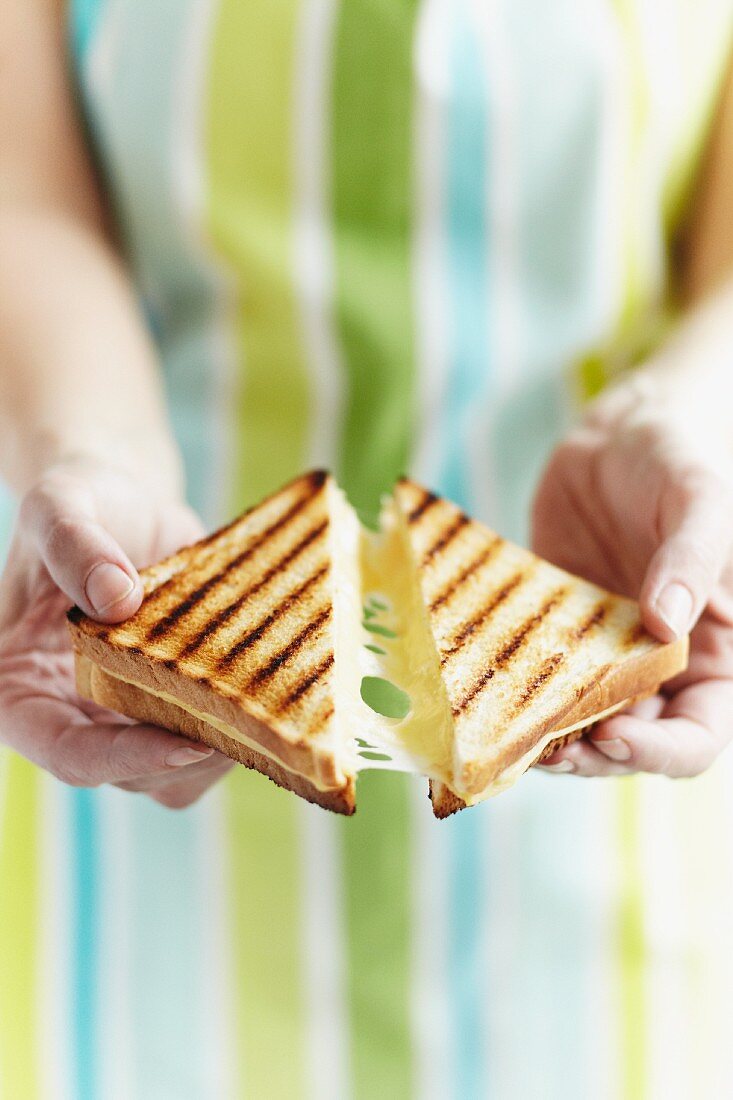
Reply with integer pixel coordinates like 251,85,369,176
654,582,693,638
592,737,631,762
166,746,214,767
85,562,134,613
538,760,575,773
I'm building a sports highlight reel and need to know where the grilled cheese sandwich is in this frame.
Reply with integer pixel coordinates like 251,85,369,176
67,470,688,816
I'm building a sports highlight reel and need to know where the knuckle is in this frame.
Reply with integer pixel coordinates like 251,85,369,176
43,516,89,561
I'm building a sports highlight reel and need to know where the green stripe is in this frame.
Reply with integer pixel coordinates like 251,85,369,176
206,0,310,504
205,4,309,1095
0,754,40,1100
331,0,419,520
331,3,418,1095
617,778,646,1100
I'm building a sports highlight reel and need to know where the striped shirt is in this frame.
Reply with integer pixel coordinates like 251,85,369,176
1,1,733,1096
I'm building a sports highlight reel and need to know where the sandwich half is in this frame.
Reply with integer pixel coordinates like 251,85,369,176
67,470,688,816
68,470,365,813
391,479,689,816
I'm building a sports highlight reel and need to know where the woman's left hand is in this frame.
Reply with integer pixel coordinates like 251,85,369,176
531,373,733,778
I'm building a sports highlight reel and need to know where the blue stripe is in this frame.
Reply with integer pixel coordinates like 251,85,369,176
68,0,106,65
70,6,220,1096
489,4,610,1094
70,789,99,1100
440,8,491,1097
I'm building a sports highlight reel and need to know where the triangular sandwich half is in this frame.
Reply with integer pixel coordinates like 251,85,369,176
391,479,689,817
68,471,364,813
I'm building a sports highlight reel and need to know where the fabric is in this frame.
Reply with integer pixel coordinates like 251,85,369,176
1,1,733,1096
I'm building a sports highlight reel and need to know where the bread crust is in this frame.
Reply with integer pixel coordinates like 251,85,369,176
76,655,356,814
429,677,675,819
68,624,349,794
455,634,687,798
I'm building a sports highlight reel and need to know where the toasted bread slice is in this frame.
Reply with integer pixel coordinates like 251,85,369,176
393,479,688,817
68,471,362,813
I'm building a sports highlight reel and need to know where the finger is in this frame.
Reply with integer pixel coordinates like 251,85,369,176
589,678,733,777
536,737,633,778
641,470,733,642
114,754,234,809
113,750,232,792
624,693,666,720
20,473,142,622
0,664,215,785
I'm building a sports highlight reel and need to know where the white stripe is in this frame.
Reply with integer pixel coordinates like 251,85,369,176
174,0,239,528
85,0,126,102
299,804,351,1100
466,0,518,527
565,0,628,420
96,789,134,1100
409,784,452,1100
198,789,237,1099
581,779,622,1100
37,778,73,1100
409,5,453,1094
482,789,523,1096
411,0,451,486
638,778,691,1100
293,0,344,472
716,749,733,1092
291,5,351,1094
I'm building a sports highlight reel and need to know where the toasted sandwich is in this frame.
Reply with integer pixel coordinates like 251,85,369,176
67,470,688,816
390,480,688,816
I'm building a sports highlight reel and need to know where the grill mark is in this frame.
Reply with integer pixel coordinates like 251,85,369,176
277,653,335,712
180,562,329,664
451,668,494,716
493,588,568,669
144,481,326,639
517,652,565,707
573,600,610,640
146,511,328,644
197,470,327,550
624,620,650,648
428,537,504,614
422,514,470,565
247,606,332,687
451,593,567,718
407,490,439,524
440,568,526,664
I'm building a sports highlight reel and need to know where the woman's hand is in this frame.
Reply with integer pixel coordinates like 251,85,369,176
0,455,233,808
531,373,733,779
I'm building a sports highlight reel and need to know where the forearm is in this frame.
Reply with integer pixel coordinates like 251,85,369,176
0,201,182,497
586,276,733,475
636,275,733,430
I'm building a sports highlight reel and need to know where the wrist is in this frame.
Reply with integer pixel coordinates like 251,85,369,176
584,368,733,483
27,428,186,504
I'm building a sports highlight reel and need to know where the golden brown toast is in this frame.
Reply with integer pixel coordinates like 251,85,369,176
68,470,359,813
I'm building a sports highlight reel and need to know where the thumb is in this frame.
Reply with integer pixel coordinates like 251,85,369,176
640,470,733,642
19,474,143,623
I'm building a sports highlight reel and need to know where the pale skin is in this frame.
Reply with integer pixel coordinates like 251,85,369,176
1,0,732,808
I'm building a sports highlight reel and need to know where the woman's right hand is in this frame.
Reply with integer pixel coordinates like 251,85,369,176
0,455,233,808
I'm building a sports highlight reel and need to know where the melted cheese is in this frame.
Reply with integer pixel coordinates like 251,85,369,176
98,668,346,791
